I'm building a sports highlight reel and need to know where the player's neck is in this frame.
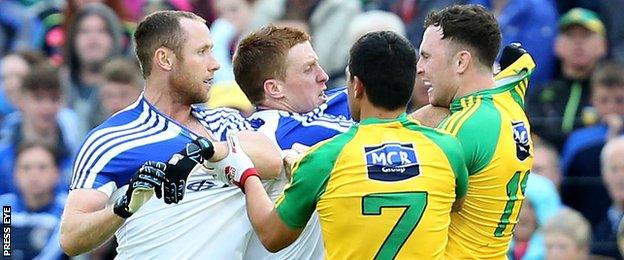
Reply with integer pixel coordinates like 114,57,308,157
143,80,193,124
359,99,405,121
454,70,496,99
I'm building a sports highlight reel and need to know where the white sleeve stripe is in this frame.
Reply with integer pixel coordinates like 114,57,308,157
72,101,150,181
82,122,181,188
72,108,162,188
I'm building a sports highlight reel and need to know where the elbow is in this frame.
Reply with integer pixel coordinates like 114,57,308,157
260,235,288,253
60,234,82,256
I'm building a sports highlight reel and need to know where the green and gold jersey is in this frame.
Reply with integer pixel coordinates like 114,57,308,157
275,114,468,260
442,53,536,259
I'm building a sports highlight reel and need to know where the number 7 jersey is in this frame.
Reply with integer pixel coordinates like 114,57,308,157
275,114,468,259
441,53,536,259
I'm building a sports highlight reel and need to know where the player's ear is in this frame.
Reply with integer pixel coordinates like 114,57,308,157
456,50,471,74
263,79,284,99
155,47,173,71
353,76,365,99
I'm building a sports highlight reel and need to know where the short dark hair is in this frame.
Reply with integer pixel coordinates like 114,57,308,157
16,141,60,168
233,25,310,104
134,10,205,78
102,58,143,88
349,31,416,110
22,63,61,95
424,4,501,68
591,61,624,90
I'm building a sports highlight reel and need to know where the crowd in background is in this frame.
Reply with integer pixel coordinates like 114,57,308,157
0,0,623,259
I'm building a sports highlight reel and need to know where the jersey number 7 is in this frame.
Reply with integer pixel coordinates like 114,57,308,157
362,191,428,260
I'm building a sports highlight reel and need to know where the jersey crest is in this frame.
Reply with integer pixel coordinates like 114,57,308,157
512,121,531,161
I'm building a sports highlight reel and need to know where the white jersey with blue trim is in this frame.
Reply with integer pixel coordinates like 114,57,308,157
244,86,353,260
70,95,254,259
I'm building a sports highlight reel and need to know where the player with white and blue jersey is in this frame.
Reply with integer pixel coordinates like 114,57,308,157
233,25,354,260
59,11,282,259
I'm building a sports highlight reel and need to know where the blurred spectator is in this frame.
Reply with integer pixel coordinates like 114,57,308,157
595,1,624,63
592,136,624,259
0,63,80,195
0,0,58,56
246,0,361,88
41,0,135,63
526,8,607,151
0,53,29,118
141,0,193,19
543,208,592,260
469,0,558,90
61,3,123,132
0,50,47,120
0,142,67,260
619,218,624,257
363,0,459,52
532,141,562,189
560,62,624,229
89,57,143,128
211,0,254,84
509,173,562,260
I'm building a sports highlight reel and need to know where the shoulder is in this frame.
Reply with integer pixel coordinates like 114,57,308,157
446,96,501,136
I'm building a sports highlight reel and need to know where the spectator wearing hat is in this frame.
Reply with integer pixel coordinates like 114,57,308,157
527,7,607,151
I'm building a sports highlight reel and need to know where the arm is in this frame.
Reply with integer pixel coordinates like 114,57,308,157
61,162,166,255
229,130,282,180
409,105,451,128
59,189,123,256
243,176,303,252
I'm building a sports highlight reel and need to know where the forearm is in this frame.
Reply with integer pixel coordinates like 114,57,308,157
244,177,298,252
60,205,124,256
213,131,282,179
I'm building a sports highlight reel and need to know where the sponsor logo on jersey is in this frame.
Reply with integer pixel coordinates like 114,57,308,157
512,121,531,161
364,143,420,181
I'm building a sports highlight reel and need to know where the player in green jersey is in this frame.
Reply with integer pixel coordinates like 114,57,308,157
220,31,469,259
413,4,536,259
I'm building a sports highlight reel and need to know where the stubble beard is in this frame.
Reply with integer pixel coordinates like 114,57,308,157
170,67,208,105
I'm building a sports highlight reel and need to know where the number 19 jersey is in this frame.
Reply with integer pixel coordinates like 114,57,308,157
276,114,468,259
442,53,536,259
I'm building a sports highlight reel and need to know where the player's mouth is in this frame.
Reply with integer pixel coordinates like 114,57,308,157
203,78,213,87
319,92,327,103
423,80,433,96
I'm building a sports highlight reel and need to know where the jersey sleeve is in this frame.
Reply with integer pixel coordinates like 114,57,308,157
445,138,469,199
452,103,501,175
421,129,469,199
275,127,356,229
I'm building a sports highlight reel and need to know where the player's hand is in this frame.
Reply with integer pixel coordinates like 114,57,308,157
214,134,260,191
282,143,309,180
113,161,166,218
162,137,215,204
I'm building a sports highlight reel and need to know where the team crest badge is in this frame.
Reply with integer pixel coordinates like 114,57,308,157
512,121,531,161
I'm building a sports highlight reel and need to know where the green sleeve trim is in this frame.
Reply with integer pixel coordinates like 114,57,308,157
276,126,359,229
454,98,501,175
401,120,469,199
510,87,524,108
